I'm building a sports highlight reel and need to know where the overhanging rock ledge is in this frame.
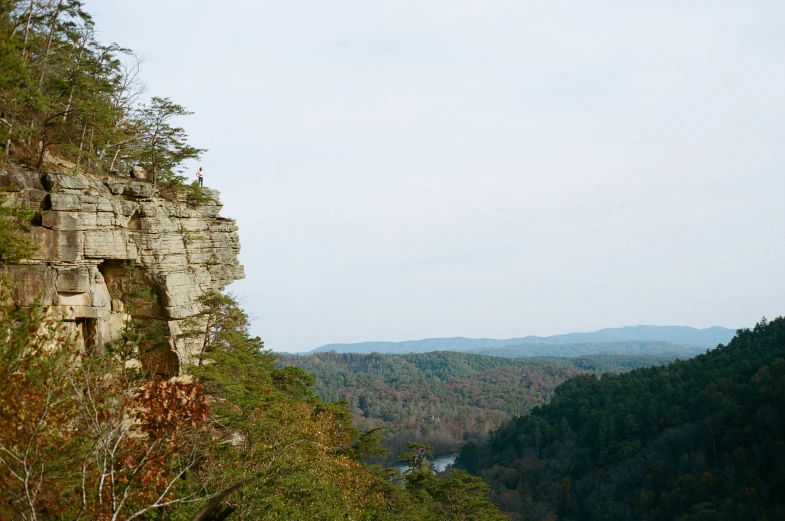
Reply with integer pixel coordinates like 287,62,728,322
1,167,245,376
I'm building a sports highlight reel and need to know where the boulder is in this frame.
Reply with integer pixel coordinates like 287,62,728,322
42,211,95,231
0,170,41,192
106,181,126,195
129,166,147,180
49,193,82,211
16,188,48,209
42,173,88,192
124,182,156,198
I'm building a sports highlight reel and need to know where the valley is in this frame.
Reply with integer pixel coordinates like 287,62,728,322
279,348,694,459
1,0,780,518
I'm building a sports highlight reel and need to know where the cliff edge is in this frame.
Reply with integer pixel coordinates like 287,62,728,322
0,167,244,375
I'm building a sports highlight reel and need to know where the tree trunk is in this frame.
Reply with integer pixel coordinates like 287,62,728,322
21,0,34,63
39,1,65,90
86,126,94,174
109,147,120,171
74,123,87,173
36,136,47,171
63,42,86,122
2,117,13,156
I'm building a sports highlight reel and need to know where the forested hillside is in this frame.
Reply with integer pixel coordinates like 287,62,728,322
0,284,512,520
465,341,705,359
280,351,682,457
459,317,785,520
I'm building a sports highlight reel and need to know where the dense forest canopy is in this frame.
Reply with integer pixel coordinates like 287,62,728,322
0,0,202,192
280,351,683,458
458,317,785,520
464,341,705,359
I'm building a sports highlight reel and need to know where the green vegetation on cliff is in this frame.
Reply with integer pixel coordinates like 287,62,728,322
0,280,507,520
0,0,201,190
459,317,785,520
3,193,506,520
0,197,35,264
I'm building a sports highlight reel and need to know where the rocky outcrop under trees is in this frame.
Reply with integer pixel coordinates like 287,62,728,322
0,168,244,375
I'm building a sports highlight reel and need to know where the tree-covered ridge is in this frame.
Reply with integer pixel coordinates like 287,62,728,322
0,0,202,189
465,341,705,359
279,351,682,458
461,317,785,520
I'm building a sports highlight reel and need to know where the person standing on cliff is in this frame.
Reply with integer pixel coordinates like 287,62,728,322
196,167,204,187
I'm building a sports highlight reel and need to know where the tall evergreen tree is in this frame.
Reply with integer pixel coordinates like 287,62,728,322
133,96,205,187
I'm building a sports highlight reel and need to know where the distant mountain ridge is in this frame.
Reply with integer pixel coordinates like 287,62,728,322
308,325,736,355
465,341,706,359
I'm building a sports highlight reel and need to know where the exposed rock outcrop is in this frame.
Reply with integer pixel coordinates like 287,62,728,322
1,167,244,375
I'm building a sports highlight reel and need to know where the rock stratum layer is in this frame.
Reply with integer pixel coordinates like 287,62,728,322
1,167,244,375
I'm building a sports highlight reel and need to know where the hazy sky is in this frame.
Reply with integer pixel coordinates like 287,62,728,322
89,1,785,352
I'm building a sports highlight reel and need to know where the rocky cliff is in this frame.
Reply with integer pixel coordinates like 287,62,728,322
0,167,244,376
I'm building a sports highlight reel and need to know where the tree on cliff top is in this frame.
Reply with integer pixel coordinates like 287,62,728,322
0,0,203,183
132,96,205,188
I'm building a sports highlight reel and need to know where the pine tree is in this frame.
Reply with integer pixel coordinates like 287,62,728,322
133,97,205,187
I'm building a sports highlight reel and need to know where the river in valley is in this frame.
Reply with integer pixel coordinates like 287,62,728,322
395,453,457,473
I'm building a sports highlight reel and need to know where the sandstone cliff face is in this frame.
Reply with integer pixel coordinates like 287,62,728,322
0,167,244,375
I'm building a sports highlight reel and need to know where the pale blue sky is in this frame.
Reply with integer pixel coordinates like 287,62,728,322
90,1,785,352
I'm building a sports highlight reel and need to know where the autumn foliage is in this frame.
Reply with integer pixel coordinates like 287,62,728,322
0,288,508,521
0,303,211,520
